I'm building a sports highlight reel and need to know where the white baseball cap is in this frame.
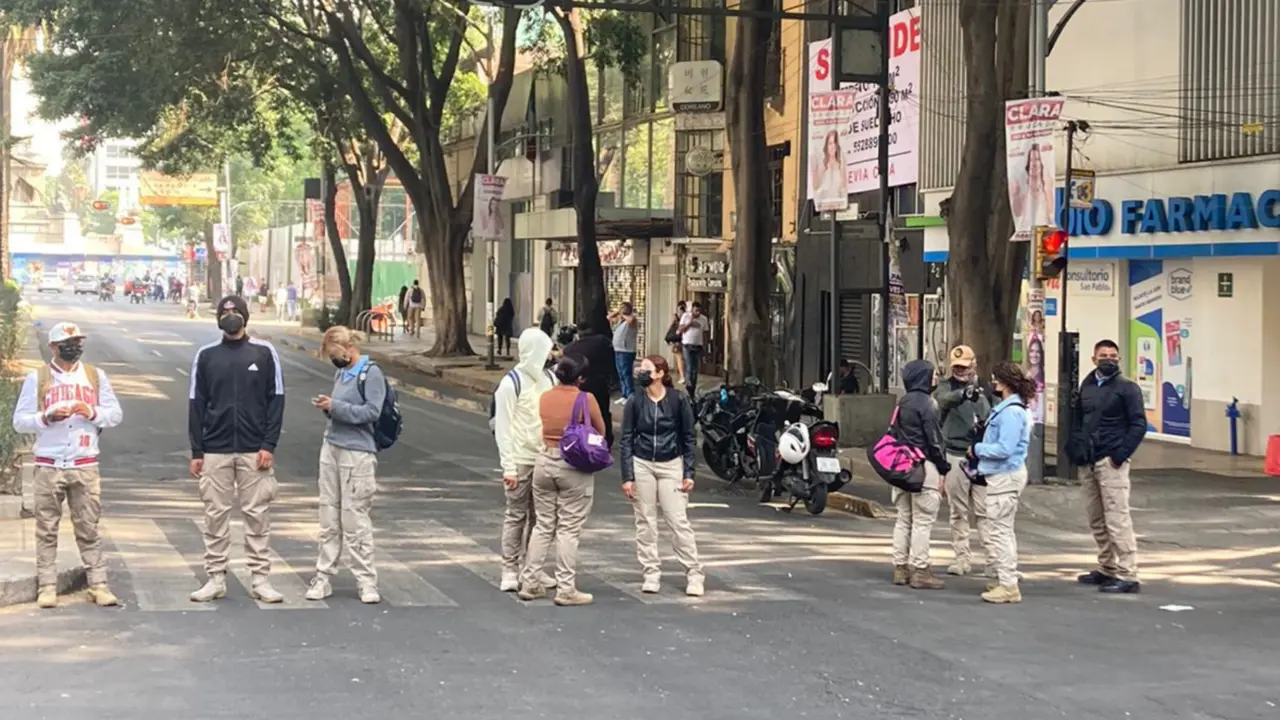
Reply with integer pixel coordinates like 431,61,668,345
48,322,86,344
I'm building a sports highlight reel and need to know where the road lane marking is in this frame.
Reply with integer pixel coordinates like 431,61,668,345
395,519,519,600
374,549,460,607
227,521,328,609
101,518,215,612
576,545,805,606
152,349,164,357
175,367,189,377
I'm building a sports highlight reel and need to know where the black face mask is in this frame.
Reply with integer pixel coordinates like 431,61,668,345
634,370,653,388
219,313,245,335
1096,360,1120,377
331,355,351,369
56,344,83,364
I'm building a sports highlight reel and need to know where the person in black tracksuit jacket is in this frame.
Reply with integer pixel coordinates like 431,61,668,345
1072,339,1147,594
891,359,952,590
187,295,288,604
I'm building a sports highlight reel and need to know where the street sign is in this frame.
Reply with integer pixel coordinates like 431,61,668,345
669,60,723,112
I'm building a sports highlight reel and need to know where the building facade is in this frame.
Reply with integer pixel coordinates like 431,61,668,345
917,0,1280,455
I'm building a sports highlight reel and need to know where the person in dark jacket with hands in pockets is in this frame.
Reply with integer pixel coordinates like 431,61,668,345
1072,339,1148,594
188,295,287,604
619,355,705,597
891,359,952,590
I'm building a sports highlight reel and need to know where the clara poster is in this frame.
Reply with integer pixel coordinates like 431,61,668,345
1127,260,1192,438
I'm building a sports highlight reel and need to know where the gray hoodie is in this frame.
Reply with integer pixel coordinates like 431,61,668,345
933,376,992,456
324,356,387,453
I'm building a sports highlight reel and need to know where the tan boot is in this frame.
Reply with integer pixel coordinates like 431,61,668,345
909,567,945,590
36,585,57,609
892,565,910,586
554,590,594,606
86,584,120,607
981,584,1023,604
517,583,547,601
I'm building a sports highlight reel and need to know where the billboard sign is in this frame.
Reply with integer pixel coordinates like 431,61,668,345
139,171,219,207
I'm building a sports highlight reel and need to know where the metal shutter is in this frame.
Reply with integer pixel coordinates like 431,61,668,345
839,292,869,366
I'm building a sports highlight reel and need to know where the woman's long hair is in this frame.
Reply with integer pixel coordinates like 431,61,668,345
643,354,675,388
991,361,1037,405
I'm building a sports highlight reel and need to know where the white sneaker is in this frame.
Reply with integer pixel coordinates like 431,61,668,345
251,578,284,604
305,576,332,601
359,584,381,604
947,561,971,576
190,574,227,603
538,571,558,589
500,571,520,592
641,576,661,594
685,575,705,597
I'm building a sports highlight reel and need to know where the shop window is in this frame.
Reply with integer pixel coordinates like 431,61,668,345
650,118,675,210
677,0,726,63
511,238,532,273
604,265,648,351
602,66,624,125
597,130,623,198
675,130,725,237
623,123,651,209
652,26,676,112
586,59,601,126
624,50,652,118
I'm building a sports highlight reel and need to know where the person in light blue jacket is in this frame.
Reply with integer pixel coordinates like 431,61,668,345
969,361,1034,605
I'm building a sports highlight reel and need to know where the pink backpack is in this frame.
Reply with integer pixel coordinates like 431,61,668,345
866,406,927,492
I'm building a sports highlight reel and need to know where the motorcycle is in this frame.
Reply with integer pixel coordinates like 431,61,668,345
130,285,147,304
98,281,115,302
759,383,851,515
696,379,769,484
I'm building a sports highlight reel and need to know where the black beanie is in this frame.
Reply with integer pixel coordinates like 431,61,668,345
216,295,250,323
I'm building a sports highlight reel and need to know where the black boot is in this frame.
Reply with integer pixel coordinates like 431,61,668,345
1099,579,1141,594
1077,570,1116,585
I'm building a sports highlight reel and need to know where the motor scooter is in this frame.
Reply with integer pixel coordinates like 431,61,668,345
759,383,851,515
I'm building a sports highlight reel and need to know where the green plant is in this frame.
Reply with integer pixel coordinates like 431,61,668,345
0,282,31,495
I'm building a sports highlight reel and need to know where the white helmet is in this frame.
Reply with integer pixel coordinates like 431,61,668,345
777,423,810,465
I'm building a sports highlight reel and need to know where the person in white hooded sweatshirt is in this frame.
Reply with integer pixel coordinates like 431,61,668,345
12,322,123,609
493,327,559,592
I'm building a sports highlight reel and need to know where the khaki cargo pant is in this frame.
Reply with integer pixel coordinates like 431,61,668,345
315,443,378,586
891,462,942,569
632,458,703,582
520,449,595,594
33,466,107,587
1081,459,1139,581
500,464,538,572
945,453,988,568
980,468,1028,587
199,453,277,577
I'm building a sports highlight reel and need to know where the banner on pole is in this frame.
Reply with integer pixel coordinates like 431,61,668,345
472,174,508,241
1004,97,1065,242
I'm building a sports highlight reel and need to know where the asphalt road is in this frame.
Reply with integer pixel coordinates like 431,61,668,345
2,291,1278,720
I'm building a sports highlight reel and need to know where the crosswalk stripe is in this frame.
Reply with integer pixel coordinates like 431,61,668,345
396,519,518,598
374,549,459,607
227,522,328,609
102,518,214,612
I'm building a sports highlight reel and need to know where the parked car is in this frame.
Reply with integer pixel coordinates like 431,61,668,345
37,275,65,293
73,274,99,295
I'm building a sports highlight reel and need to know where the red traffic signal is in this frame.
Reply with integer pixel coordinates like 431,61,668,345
1042,228,1067,254
119,216,137,226
1035,226,1068,280
91,200,110,212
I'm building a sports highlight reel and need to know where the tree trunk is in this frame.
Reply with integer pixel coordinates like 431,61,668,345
725,0,775,386
0,38,11,280
323,162,352,323
346,165,386,327
557,9,607,333
419,198,473,356
203,224,221,301
943,0,1030,367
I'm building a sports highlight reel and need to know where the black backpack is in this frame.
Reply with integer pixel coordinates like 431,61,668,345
490,368,554,434
356,362,402,451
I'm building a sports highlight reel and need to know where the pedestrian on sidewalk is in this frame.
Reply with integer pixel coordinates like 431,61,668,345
275,283,289,322
538,298,558,338
493,327,559,593
619,355,704,597
563,320,615,448
397,285,410,334
11,322,124,609
970,361,1033,605
406,280,425,338
494,298,516,356
934,345,992,577
302,326,386,605
609,301,639,404
187,296,287,604
678,302,710,396
889,359,951,590
666,301,687,386
518,355,606,606
286,282,299,321
1070,339,1147,595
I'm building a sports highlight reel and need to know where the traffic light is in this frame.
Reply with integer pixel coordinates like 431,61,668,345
1035,226,1068,279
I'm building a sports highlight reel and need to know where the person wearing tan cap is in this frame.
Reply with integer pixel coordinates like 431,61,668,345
11,322,124,609
933,345,992,577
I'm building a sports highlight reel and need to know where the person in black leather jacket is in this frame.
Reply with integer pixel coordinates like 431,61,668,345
890,359,952,590
618,355,705,597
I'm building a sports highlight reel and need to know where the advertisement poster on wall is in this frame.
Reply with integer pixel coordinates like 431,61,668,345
1004,97,1064,242
1023,288,1047,423
1127,260,1192,438
805,7,921,199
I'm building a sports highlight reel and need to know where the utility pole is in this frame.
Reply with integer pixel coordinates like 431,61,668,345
1025,0,1049,484
1054,119,1081,481
483,10,499,371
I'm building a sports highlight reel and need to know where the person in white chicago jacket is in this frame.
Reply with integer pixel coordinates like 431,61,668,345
11,321,124,609
492,327,559,592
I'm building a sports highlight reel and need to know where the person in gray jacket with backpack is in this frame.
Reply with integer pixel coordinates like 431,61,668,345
933,345,992,578
305,326,387,604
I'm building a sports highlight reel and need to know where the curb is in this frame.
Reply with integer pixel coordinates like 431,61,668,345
0,563,87,608
254,328,889,519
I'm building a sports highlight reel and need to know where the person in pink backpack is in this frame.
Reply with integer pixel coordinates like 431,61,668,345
889,359,952,590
